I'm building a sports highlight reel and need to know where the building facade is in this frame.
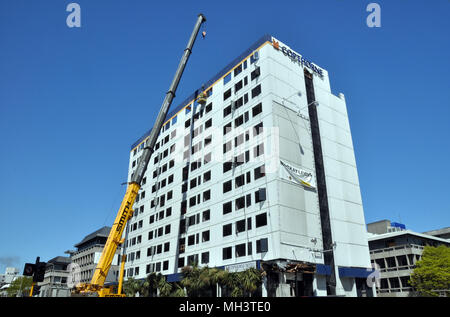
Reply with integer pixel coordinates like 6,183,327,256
367,220,450,297
70,226,121,285
38,256,71,297
124,35,374,297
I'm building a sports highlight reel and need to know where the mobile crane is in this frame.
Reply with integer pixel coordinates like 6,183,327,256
74,13,207,297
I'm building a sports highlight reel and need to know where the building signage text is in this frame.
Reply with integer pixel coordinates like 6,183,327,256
272,39,323,77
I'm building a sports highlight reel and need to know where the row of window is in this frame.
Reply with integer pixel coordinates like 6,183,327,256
179,209,210,234
223,165,265,194
180,189,211,214
179,230,211,254
185,103,213,129
223,237,267,260
149,207,172,224
223,213,267,237
148,224,171,240
222,187,267,215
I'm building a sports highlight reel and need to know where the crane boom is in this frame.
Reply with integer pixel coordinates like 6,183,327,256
76,13,206,297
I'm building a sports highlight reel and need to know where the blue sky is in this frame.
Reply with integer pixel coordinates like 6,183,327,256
0,0,449,272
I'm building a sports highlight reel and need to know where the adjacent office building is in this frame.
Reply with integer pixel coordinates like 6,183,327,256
367,220,450,297
124,35,374,297
38,256,71,297
69,226,121,285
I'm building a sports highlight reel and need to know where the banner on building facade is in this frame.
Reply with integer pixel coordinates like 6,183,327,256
280,160,315,189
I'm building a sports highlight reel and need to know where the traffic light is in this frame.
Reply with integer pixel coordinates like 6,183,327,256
34,261,47,283
23,263,36,276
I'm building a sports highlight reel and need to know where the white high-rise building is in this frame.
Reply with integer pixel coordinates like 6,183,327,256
124,35,374,297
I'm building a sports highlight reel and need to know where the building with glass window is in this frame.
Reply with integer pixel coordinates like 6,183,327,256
124,35,374,297
367,220,450,297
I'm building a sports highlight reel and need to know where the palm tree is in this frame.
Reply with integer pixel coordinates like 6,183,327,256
142,272,163,297
157,275,173,297
123,277,142,297
170,283,186,297
240,268,262,296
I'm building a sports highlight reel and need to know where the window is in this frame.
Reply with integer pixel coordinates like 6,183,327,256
251,67,260,80
223,161,233,173
223,224,232,236
247,217,252,230
224,73,231,85
201,252,209,264
251,84,261,98
205,118,212,129
166,207,172,217
224,105,232,117
236,219,246,234
252,103,262,117
235,196,245,210
256,238,268,253
202,230,210,242
190,178,197,189
188,254,198,266
203,190,210,202
254,165,265,180
188,234,195,246
189,196,196,207
234,80,243,93
203,170,211,182
223,141,232,153
234,64,242,77
235,174,245,188
235,115,244,128
178,257,185,268
164,242,170,252
235,133,244,147
224,88,232,101
223,180,232,193
205,103,212,113
254,143,264,157
255,188,266,203
255,213,267,228
253,122,263,136
223,122,232,135
235,153,245,166
235,243,246,257
165,224,171,234
247,242,252,255
235,96,244,110
223,201,232,214
246,193,252,207
250,51,259,64
223,247,232,260
202,209,210,222
204,153,211,164
204,135,212,146
163,261,169,271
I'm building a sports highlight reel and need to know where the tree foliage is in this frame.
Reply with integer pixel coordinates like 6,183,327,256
410,245,450,297
180,264,262,297
6,276,33,297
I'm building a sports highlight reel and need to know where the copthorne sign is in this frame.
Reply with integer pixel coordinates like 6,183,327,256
272,39,324,77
